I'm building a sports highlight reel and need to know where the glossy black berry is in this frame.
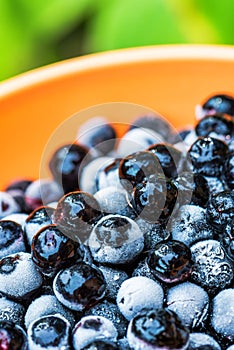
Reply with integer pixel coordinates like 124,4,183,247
188,137,228,176
224,152,234,189
128,308,189,349
147,240,193,283
31,224,82,276
80,340,119,349
195,114,234,141
49,143,90,193
0,220,25,258
206,190,234,232
119,151,163,192
0,321,27,350
27,315,71,349
133,174,178,224
148,143,183,179
221,219,234,262
173,172,210,208
53,262,106,311
53,191,102,243
202,94,234,116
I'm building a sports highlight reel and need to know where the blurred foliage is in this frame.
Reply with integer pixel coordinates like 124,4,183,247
0,0,233,81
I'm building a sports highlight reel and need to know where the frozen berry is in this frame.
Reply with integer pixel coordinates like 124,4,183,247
53,191,101,243
0,321,27,349
27,314,71,350
24,294,75,329
0,297,25,326
166,282,209,330
199,94,234,118
119,151,163,192
95,158,122,191
188,137,228,176
31,224,82,276
147,240,193,283
6,179,32,213
195,114,234,142
188,332,221,350
0,252,43,301
148,143,183,179
98,265,128,302
80,340,119,349
88,214,144,265
72,315,118,350
53,262,106,311
221,220,234,262
0,192,20,219
2,213,27,227
0,220,26,258
190,239,233,294
24,206,54,246
206,190,234,232
133,174,178,224
127,308,190,350
49,143,89,193
224,152,234,189
77,117,117,155
117,276,164,321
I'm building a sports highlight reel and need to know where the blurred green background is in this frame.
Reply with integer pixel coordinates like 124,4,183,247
0,0,233,82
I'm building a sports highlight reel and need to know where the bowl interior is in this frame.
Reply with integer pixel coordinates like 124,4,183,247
1,44,234,189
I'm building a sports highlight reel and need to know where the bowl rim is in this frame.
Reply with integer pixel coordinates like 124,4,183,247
1,44,234,98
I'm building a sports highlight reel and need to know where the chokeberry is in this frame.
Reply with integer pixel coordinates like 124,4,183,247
53,262,106,311
49,143,89,193
195,114,234,141
53,191,102,243
0,220,26,258
201,94,234,117
31,224,82,276
147,240,193,283
188,137,228,176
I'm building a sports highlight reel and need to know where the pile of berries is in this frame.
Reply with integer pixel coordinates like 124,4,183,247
0,93,234,349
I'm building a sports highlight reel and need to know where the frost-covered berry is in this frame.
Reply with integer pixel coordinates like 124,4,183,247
211,288,234,343
27,314,71,350
224,152,234,189
53,191,101,243
79,157,113,194
117,128,164,158
94,186,136,219
0,320,27,349
98,265,128,302
84,299,128,338
190,239,233,294
170,205,214,246
0,220,26,258
80,340,119,349
24,294,75,329
147,240,193,283
166,282,209,330
2,213,28,227
95,158,122,191
24,206,54,246
0,192,20,219
53,262,106,311
0,297,25,326
88,214,144,265
187,333,221,350
72,315,118,350
0,252,43,301
127,308,190,350
117,276,164,321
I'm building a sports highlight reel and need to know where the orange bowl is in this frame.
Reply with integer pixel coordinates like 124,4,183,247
1,44,234,189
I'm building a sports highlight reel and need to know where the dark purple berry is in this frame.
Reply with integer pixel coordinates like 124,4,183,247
27,315,71,349
0,321,27,350
195,114,234,141
221,220,234,262
31,224,82,276
133,174,178,224
49,143,89,193
148,143,183,179
0,220,25,258
224,152,234,189
119,151,163,192
147,240,193,283
80,340,119,349
127,308,189,350
53,262,106,311
206,190,234,232
188,137,228,176
53,191,102,243
201,94,234,116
